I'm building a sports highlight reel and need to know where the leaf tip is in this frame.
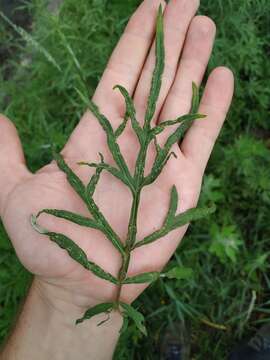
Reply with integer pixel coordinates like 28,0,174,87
30,214,48,235
198,114,207,119
158,4,163,16
192,81,198,90
75,318,83,325
98,152,104,163
171,185,178,196
156,4,164,33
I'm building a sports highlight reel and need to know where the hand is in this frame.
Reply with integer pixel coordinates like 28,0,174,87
0,0,233,314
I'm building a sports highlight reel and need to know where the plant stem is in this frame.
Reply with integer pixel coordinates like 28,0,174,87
115,135,151,305
115,192,141,305
115,251,130,304
126,191,141,250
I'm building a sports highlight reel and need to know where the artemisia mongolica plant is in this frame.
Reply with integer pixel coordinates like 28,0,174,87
30,6,215,335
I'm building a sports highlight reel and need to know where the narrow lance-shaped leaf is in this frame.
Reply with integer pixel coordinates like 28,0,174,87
86,153,104,197
133,204,216,249
128,6,165,189
53,152,125,256
161,267,194,280
31,215,119,284
191,82,200,113
144,83,205,186
120,302,147,336
115,113,129,138
144,5,164,129
171,204,216,231
31,214,89,269
113,85,143,142
153,136,162,156
75,88,133,189
0,12,61,72
87,259,119,285
53,151,86,198
163,116,203,153
143,114,205,186
76,303,114,325
36,209,102,230
78,161,131,188
151,113,206,137
176,82,201,136
123,271,160,284
163,185,178,226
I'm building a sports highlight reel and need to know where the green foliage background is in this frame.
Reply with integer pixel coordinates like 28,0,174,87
0,0,270,358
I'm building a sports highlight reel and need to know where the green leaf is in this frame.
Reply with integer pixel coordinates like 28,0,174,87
115,114,129,138
76,303,114,325
164,185,178,226
151,113,206,136
191,82,200,113
53,152,125,256
85,152,104,197
30,222,90,269
123,271,160,284
113,85,143,142
164,115,204,153
153,136,162,155
163,267,193,280
31,215,118,284
171,204,216,231
53,151,86,199
36,209,101,230
144,114,206,186
120,302,147,336
133,204,216,249
78,161,131,188
87,259,119,285
74,88,133,189
144,4,164,128
47,232,89,267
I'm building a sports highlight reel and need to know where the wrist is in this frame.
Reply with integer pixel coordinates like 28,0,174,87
2,277,123,360
32,276,123,329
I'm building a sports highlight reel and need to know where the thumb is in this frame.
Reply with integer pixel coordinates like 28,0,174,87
0,114,32,217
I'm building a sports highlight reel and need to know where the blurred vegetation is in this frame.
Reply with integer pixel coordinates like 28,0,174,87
0,0,269,358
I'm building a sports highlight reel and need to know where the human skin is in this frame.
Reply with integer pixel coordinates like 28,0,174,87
0,0,234,359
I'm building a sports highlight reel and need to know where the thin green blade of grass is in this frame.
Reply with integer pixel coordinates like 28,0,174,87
0,11,61,72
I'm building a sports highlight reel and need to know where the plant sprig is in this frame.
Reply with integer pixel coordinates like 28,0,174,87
29,5,215,334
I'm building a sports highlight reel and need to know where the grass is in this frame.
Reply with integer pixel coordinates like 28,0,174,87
0,0,270,358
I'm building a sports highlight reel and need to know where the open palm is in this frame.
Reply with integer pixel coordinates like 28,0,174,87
0,0,233,313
